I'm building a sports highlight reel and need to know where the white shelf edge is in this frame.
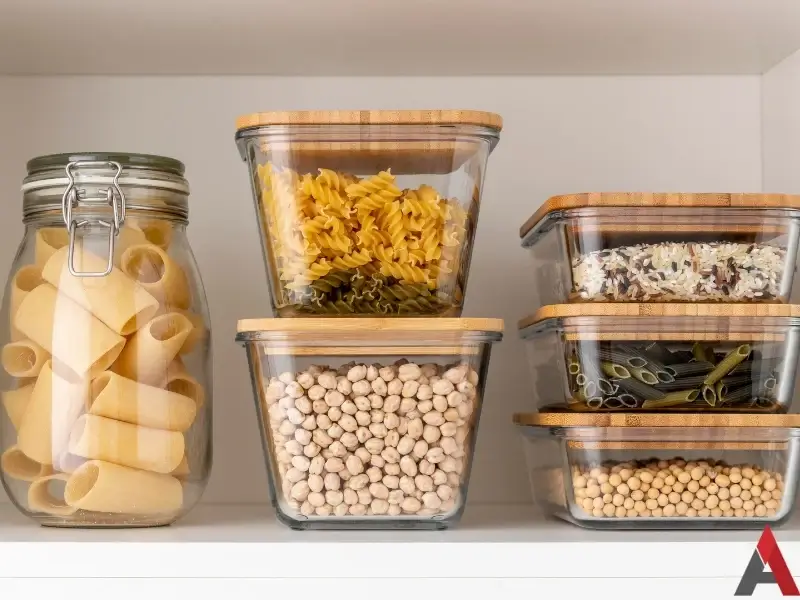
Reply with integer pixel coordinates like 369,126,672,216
0,503,798,580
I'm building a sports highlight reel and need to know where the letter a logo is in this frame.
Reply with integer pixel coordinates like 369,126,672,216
735,526,800,596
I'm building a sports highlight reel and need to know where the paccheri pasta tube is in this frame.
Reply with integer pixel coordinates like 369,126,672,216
64,460,183,515
14,284,125,378
28,473,77,516
1,339,49,378
53,452,85,474
132,220,173,251
565,341,781,412
42,246,160,336
112,312,193,386
68,414,185,474
174,309,207,355
165,359,205,409
34,228,69,268
257,164,469,316
17,360,87,465
9,265,44,341
120,244,191,310
89,371,197,432
2,382,34,431
171,455,190,479
1,446,52,482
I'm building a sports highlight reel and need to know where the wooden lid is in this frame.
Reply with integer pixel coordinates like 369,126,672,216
239,318,502,333
237,318,503,345
236,110,503,132
519,303,800,330
513,412,800,428
519,192,800,239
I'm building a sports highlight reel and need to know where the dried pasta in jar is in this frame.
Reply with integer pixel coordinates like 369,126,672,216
256,164,472,316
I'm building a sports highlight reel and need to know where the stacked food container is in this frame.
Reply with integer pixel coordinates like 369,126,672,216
233,110,504,529
515,192,800,528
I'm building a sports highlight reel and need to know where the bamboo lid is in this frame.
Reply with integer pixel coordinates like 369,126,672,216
513,412,800,428
519,303,800,330
239,318,502,333
519,192,800,239
236,110,503,132
236,317,504,344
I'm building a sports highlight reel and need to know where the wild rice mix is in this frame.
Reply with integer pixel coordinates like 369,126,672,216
572,242,786,301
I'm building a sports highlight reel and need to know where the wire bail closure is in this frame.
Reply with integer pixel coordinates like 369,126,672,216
61,161,126,278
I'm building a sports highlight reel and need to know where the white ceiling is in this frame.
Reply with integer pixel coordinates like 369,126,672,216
1,0,799,75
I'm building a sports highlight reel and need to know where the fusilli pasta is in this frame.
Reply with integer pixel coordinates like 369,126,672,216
256,163,472,315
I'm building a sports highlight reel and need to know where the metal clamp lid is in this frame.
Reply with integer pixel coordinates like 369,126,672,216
61,160,126,278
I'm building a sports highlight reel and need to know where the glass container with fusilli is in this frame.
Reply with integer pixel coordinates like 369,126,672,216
235,110,502,317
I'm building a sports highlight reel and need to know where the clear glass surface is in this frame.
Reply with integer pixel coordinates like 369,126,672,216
235,124,498,316
521,314,800,413
0,215,212,527
238,328,500,530
522,207,800,306
519,424,800,530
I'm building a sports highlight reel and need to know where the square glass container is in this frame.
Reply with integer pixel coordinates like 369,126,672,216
519,303,800,413
234,110,502,317
515,412,800,530
520,193,800,305
236,317,503,530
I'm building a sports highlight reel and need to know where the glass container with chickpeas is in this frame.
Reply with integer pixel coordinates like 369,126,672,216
515,412,800,529
237,318,503,529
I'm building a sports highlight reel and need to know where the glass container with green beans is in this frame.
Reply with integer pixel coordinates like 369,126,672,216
519,304,800,413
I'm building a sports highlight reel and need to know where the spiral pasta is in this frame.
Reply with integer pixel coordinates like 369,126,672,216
256,163,472,315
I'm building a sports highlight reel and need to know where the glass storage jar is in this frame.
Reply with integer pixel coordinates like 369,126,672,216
520,193,800,306
515,412,800,530
234,110,502,317
236,317,503,529
519,303,800,414
0,153,212,527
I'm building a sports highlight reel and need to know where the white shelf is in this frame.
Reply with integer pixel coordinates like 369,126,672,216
1,503,800,580
1,0,799,76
